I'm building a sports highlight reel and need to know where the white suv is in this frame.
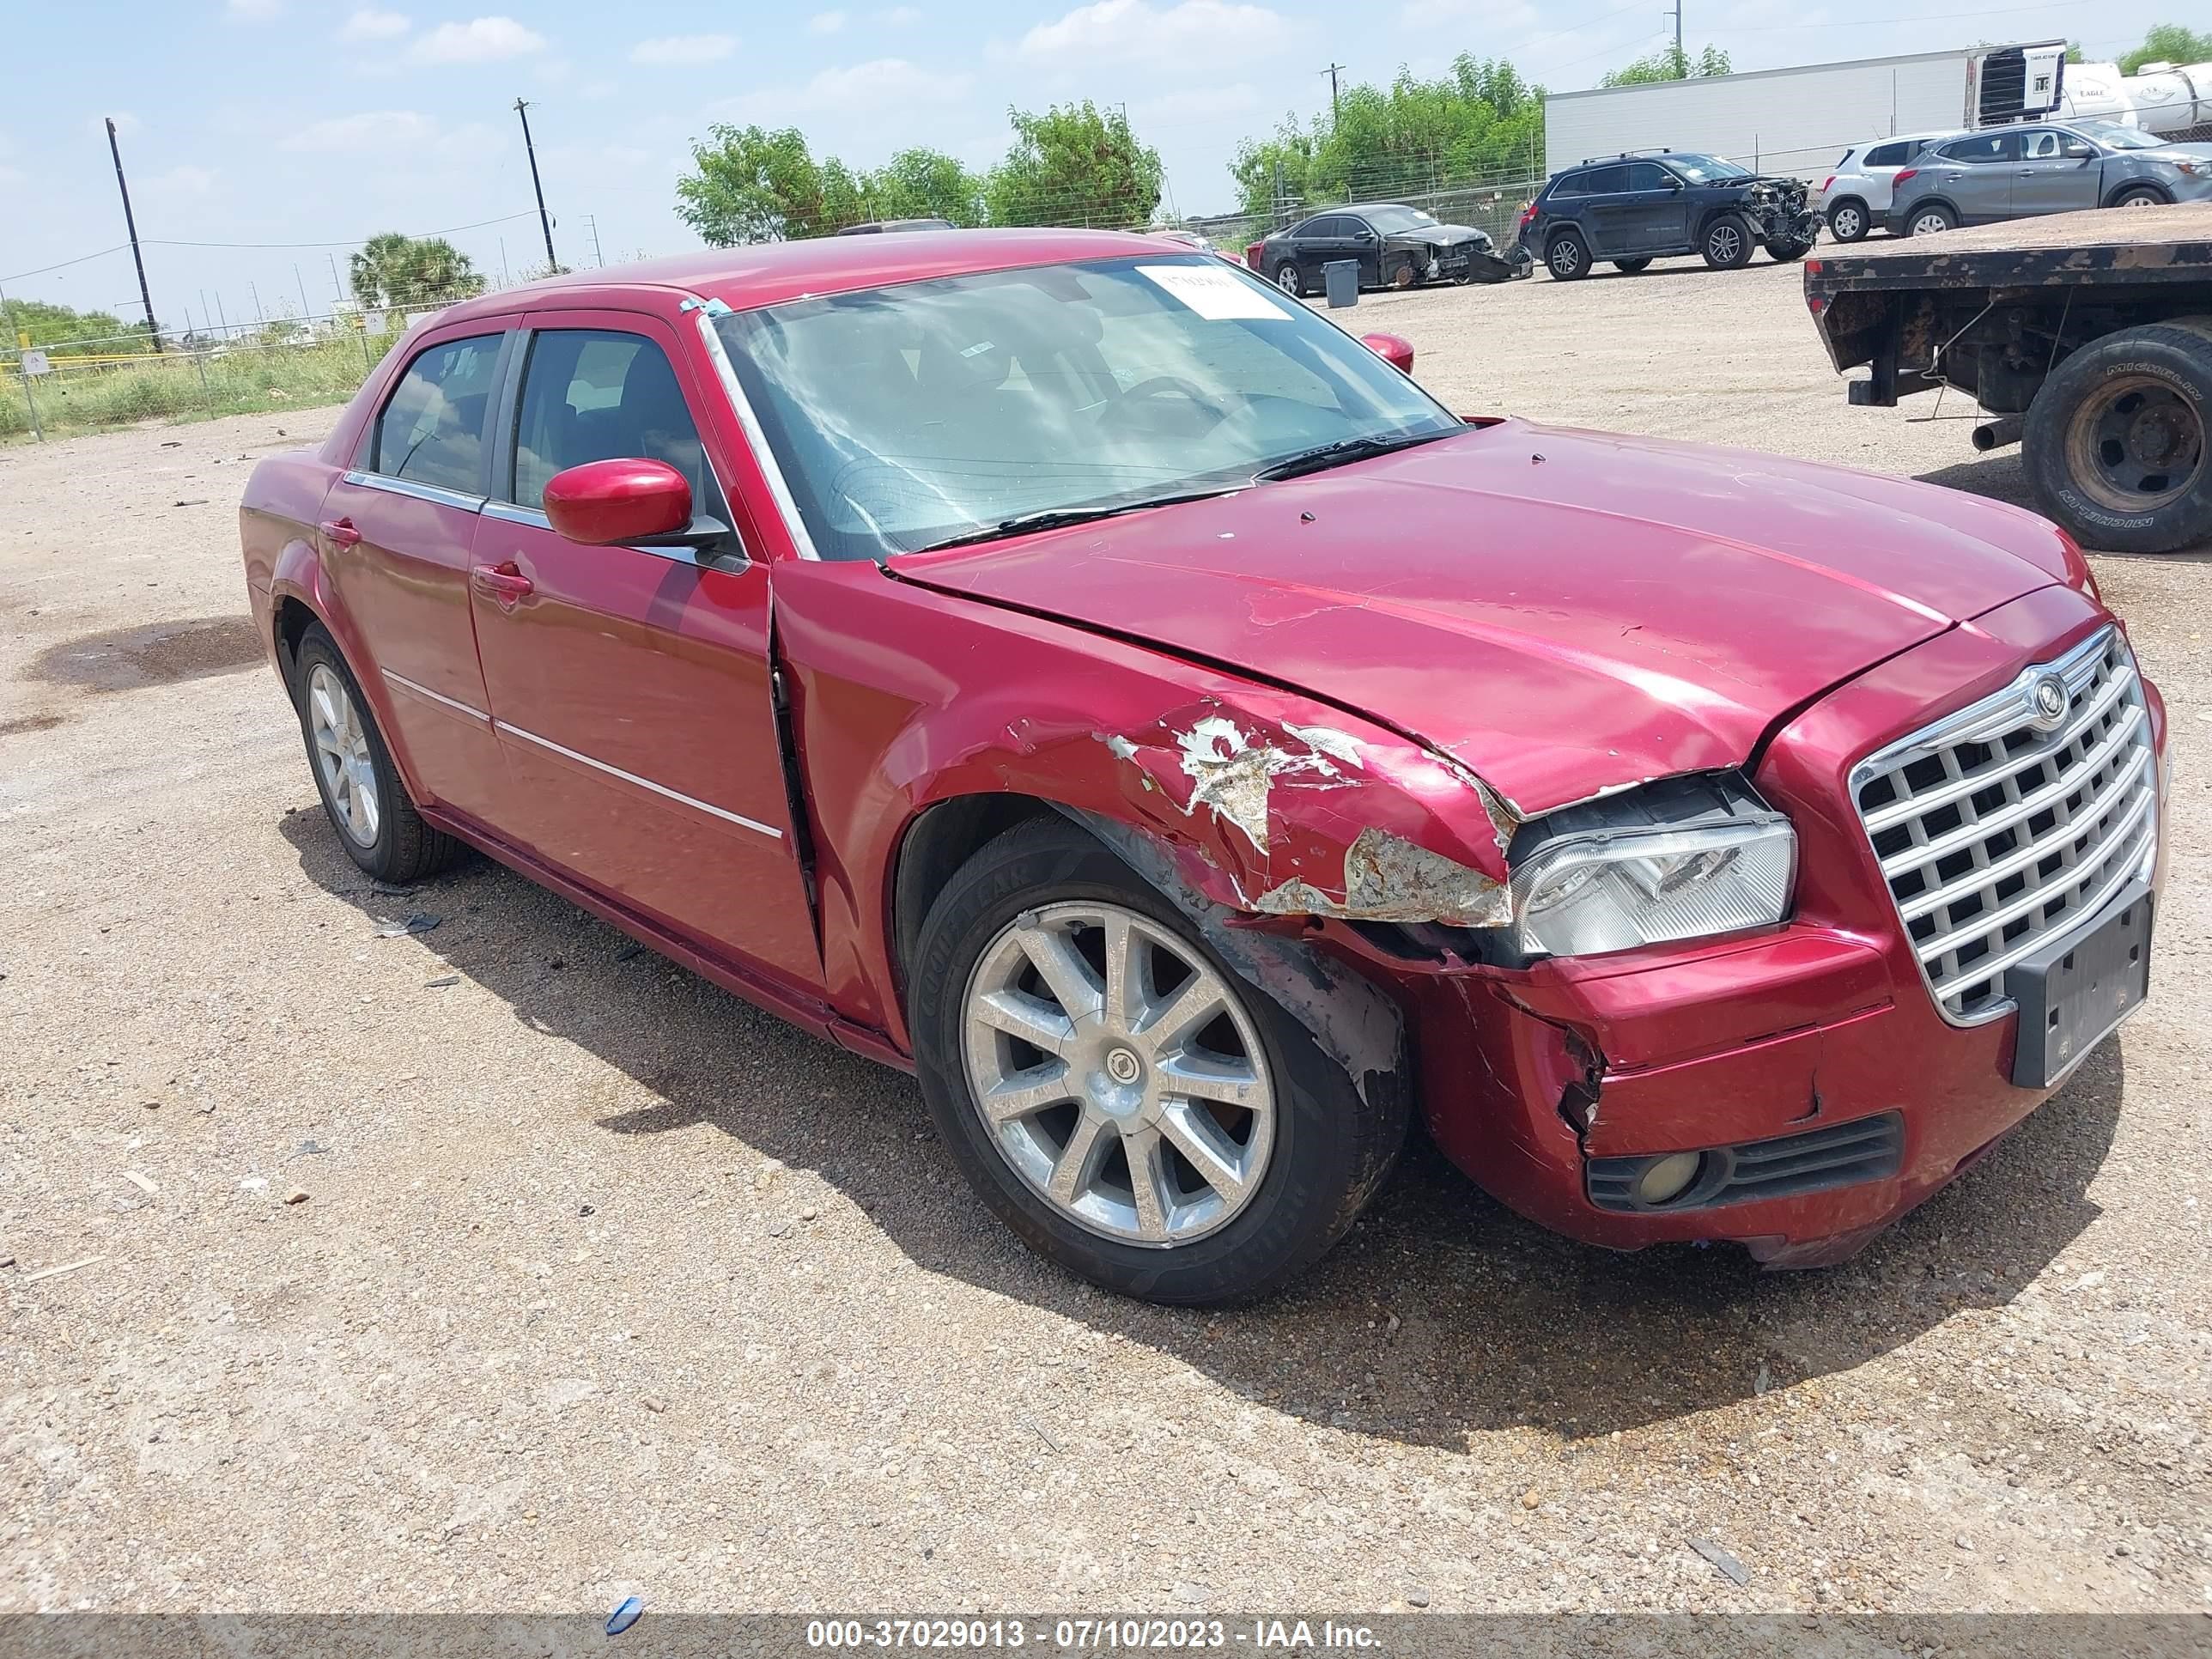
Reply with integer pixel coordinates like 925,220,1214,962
1820,132,1956,241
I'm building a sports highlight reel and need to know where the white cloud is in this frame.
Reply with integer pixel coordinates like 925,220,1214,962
225,0,284,19
877,4,921,21
1018,0,1290,67
410,15,546,63
148,164,218,194
0,165,23,189
809,9,847,31
279,109,443,151
713,57,971,130
339,7,410,40
630,33,737,64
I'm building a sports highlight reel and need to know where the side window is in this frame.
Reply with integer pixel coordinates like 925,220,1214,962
1940,133,2020,165
2021,130,2063,160
1864,141,1905,167
1548,173,1587,199
1290,217,1330,239
511,329,726,520
373,333,503,494
1583,165,1631,194
1626,162,1673,191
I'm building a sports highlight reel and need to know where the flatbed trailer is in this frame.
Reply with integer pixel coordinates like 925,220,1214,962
1804,204,2212,552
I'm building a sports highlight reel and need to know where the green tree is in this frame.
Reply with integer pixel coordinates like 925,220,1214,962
348,233,485,311
1601,43,1732,86
985,101,1163,228
866,147,986,226
0,298,157,357
2118,23,2212,73
1228,54,1544,221
676,125,837,244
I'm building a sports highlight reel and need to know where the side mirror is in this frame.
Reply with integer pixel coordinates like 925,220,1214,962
1362,331,1415,375
2063,143,2095,160
544,458,696,546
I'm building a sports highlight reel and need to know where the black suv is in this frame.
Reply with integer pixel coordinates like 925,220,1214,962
1514,151,1820,281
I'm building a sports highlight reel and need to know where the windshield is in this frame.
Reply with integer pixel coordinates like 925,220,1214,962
713,255,1461,561
2069,120,2166,150
1664,154,1753,182
1364,206,1440,233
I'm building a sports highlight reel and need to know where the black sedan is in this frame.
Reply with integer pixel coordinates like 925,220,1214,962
1253,203,1529,296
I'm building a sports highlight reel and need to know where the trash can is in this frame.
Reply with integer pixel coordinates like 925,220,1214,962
1322,258,1359,308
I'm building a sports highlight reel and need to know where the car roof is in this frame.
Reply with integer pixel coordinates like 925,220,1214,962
429,227,1176,321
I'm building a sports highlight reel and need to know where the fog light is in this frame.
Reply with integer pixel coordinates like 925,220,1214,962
1635,1151,1705,1206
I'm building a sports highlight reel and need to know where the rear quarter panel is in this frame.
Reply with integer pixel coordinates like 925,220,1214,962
239,452,339,669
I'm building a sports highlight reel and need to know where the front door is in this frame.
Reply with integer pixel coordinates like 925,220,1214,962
2013,128,2103,216
1344,216,1384,286
318,326,509,820
1620,161,1688,252
465,312,822,989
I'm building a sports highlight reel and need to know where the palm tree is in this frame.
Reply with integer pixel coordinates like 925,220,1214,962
348,234,487,313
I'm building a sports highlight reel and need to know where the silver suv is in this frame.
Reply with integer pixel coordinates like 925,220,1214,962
1887,120,2212,236
1819,132,1953,242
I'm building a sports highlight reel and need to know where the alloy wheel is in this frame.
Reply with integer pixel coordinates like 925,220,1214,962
960,901,1276,1248
1274,264,1300,296
1550,240,1582,276
1708,223,1743,264
1911,211,1952,236
307,663,380,848
1831,204,1863,240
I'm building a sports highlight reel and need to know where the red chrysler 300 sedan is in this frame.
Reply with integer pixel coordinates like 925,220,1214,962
240,228,2166,1304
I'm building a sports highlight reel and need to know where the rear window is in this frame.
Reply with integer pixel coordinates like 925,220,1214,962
1864,141,1910,167
1835,148,1856,167
1546,173,1589,199
372,332,502,495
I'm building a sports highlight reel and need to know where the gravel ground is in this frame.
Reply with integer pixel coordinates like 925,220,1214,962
2,257,2207,1618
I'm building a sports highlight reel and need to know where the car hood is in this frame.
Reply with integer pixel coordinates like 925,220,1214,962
1402,222,1490,247
896,419,2071,817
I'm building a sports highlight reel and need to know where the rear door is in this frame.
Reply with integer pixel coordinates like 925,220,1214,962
465,307,822,987
1578,165,1636,255
2013,127,2103,216
1929,131,2022,221
318,325,509,819
1298,216,1346,288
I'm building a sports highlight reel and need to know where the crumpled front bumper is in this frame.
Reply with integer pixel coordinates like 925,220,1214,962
1435,239,1532,283
1388,585,2167,1267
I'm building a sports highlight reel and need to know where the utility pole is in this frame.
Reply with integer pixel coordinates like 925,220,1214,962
513,98,558,270
1669,0,1683,69
586,214,605,267
294,264,312,325
1320,63,1346,119
105,117,162,353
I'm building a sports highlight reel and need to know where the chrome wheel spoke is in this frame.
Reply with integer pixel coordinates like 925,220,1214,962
980,1064,1078,1123
1139,973,1227,1053
1158,1097,1250,1204
974,988,1077,1056
1125,1129,1173,1241
1047,1112,1114,1206
1157,1051,1259,1106
1015,924,1103,1023
1100,910,1145,1030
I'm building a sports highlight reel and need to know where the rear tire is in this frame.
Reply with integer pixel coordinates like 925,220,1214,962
290,624,465,883
1905,203,1956,237
909,817,1407,1305
1273,261,1305,298
1765,237,1814,262
2024,320,2212,555
1612,257,1652,273
1826,198,1869,242
1546,228,1590,281
1701,214,1753,269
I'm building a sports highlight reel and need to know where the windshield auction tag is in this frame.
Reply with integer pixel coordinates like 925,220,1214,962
1136,264,1289,321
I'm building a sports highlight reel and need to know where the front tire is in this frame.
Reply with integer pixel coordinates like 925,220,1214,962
1826,198,1869,242
1273,261,1305,298
1765,237,1814,262
909,817,1407,1305
1546,228,1590,280
1702,214,1753,269
1612,257,1652,273
2024,320,2212,554
2112,185,2166,210
290,624,465,884
1390,253,1423,290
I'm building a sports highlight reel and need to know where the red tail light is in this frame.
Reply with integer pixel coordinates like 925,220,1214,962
1244,240,1264,270
1516,201,1536,228
1893,167,1918,185
1820,175,1836,191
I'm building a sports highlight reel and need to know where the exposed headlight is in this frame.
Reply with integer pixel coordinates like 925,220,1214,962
1509,776,1796,958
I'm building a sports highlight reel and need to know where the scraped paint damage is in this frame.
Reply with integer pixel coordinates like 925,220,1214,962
1095,702,1516,928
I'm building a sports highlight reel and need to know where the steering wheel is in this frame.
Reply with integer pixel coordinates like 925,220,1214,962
1101,374,1231,430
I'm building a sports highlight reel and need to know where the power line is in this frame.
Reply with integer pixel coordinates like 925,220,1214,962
140,211,541,251
0,246,133,283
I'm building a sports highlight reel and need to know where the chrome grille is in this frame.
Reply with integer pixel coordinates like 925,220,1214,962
1851,627,2157,1026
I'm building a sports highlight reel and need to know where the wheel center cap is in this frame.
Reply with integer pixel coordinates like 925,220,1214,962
1104,1047,1142,1085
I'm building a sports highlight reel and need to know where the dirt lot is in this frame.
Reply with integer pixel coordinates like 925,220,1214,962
3,256,2207,1617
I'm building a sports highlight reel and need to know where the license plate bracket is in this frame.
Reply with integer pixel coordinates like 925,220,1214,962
2003,881,2153,1088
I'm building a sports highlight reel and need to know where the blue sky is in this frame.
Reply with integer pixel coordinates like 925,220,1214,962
0,0,2184,331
